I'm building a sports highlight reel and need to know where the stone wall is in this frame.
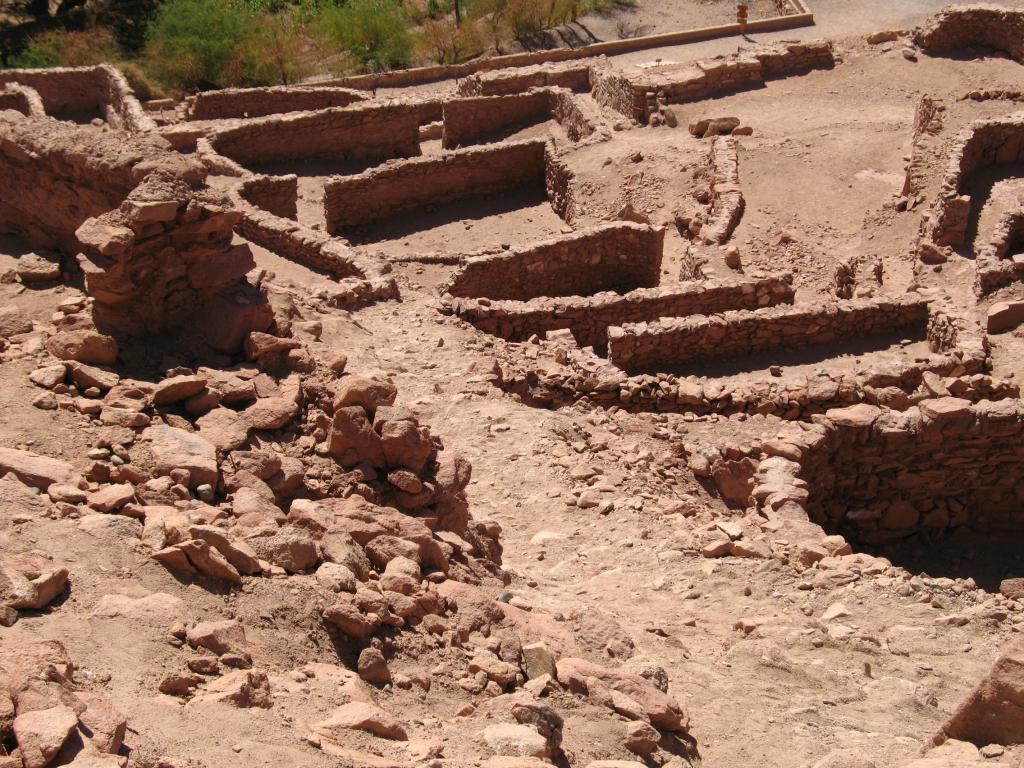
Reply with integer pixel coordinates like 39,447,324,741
607,296,931,372
323,139,547,232
593,41,834,122
0,115,201,252
75,173,271,344
441,222,664,301
239,175,298,220
456,62,593,97
102,64,158,133
701,136,744,245
975,209,1024,294
209,103,422,167
185,85,369,120
0,84,44,116
448,273,793,347
544,148,580,223
913,5,1024,62
902,95,944,196
798,399,1024,543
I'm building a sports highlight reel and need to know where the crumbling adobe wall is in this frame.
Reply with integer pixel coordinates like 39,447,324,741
447,274,794,346
239,174,298,220
798,398,1024,544
913,5,1024,62
456,62,592,97
442,222,664,301
209,103,422,167
593,41,834,122
323,140,547,232
607,296,931,372
185,85,369,120
0,115,202,251
75,172,272,345
923,113,1024,247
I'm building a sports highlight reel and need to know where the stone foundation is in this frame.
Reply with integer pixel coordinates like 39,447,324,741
239,175,298,220
208,103,422,167
185,85,369,120
441,222,663,301
607,296,931,373
323,139,548,232
702,136,744,245
913,5,1024,62
441,87,598,148
447,274,793,347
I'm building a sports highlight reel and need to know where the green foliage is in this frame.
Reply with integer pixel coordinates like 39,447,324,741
9,27,121,67
144,0,254,90
316,0,413,72
236,8,319,84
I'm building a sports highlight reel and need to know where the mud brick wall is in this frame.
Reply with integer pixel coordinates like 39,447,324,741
442,90,550,148
323,140,547,232
209,103,422,166
456,62,592,97
607,296,930,372
442,222,664,301
0,116,203,251
913,5,1024,63
240,175,298,221
449,274,794,347
798,399,1024,544
186,85,368,120
74,173,270,342
594,41,833,121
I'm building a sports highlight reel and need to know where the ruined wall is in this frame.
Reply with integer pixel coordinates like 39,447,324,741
209,103,422,166
0,84,44,116
239,175,298,220
102,65,158,133
0,116,201,251
448,274,794,347
545,148,580,223
548,88,600,142
442,89,550,148
799,399,1024,543
593,41,834,121
607,296,930,372
702,136,744,244
976,209,1024,294
913,5,1024,62
185,85,368,120
902,95,945,196
323,140,547,232
74,173,271,343
442,222,664,301
456,62,592,97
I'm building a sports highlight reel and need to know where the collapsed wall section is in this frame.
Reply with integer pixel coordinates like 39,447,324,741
208,103,422,167
607,296,930,372
441,222,663,301
448,274,793,346
185,85,369,120
913,5,1024,63
323,139,547,232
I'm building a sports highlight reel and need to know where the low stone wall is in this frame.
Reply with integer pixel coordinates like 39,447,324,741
239,175,298,220
441,222,664,301
796,399,1024,544
544,147,580,224
440,87,599,149
448,273,793,347
922,113,1024,248
593,41,834,122
456,62,593,97
185,85,369,120
607,296,930,372
902,95,944,197
323,139,547,232
0,84,44,116
976,209,1024,294
913,5,1024,63
701,136,744,245
0,115,201,252
0,65,153,131
209,103,422,167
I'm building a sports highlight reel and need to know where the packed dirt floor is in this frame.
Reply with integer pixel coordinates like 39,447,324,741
5,5,1024,768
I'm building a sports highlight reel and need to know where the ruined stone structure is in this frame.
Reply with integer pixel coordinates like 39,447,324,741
913,4,1024,62
441,86,599,147
184,85,369,120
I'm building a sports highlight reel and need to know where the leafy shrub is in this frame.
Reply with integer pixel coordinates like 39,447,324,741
235,9,319,84
9,27,121,68
118,61,167,100
417,16,483,63
316,0,414,72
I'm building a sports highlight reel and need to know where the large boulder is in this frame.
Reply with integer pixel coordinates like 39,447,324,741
139,425,218,489
936,637,1024,745
0,448,80,491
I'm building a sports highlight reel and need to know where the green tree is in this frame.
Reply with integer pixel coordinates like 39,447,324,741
316,0,413,72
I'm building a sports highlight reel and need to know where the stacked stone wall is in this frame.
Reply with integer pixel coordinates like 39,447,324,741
975,209,1024,293
607,296,930,372
449,274,793,347
323,140,547,232
702,136,744,244
456,62,592,97
101,64,158,133
185,85,369,120
442,222,663,301
0,84,44,116
209,103,421,166
239,175,298,220
913,5,1024,62
442,90,549,148
544,148,579,223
